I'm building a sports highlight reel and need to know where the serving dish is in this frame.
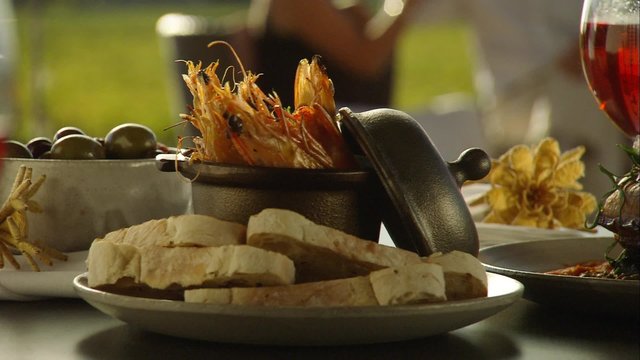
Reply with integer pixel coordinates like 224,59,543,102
159,108,492,255
0,158,192,251
73,272,523,346
474,223,602,247
0,251,87,301
156,155,382,241
479,237,639,315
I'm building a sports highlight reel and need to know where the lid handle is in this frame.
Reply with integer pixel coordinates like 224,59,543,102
447,148,491,188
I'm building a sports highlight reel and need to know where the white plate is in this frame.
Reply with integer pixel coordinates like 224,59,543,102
0,251,87,301
475,222,607,247
73,273,523,346
479,237,639,315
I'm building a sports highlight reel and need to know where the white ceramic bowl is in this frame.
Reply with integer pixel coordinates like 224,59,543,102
0,158,192,252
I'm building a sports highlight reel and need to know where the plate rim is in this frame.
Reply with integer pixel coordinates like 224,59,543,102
73,272,524,345
73,272,524,319
479,237,639,291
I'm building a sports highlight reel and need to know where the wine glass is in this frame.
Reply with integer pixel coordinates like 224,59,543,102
580,0,639,143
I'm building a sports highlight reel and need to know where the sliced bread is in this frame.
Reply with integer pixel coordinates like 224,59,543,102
246,208,422,282
185,262,446,306
87,241,295,299
424,250,488,300
98,214,246,248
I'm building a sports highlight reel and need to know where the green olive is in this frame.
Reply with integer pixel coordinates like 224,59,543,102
53,126,85,143
50,134,106,160
26,137,53,159
2,140,33,158
104,123,157,159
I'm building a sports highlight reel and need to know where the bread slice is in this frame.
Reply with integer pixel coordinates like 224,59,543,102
424,251,488,300
87,241,295,299
246,208,421,282
186,275,379,307
369,262,445,305
86,241,141,289
185,262,446,306
98,214,246,248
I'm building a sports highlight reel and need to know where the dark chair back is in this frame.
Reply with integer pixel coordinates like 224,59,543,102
156,13,255,137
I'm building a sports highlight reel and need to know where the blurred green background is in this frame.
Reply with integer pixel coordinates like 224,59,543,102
12,0,474,146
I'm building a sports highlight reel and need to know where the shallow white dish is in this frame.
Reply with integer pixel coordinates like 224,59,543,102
73,272,523,346
0,251,87,301
479,237,639,315
475,222,605,247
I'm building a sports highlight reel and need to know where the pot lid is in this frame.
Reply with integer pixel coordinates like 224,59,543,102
338,108,491,256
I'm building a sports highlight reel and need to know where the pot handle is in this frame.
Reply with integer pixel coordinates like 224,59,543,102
447,148,492,188
155,153,187,172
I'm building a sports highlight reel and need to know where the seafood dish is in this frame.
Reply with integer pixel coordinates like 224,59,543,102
179,41,356,169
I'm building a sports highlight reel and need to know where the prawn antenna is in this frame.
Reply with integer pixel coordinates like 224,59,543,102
207,40,247,79
222,65,238,91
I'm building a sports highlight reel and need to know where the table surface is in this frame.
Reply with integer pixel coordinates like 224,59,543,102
2,297,638,360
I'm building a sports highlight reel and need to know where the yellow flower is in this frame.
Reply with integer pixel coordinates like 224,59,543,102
478,137,597,230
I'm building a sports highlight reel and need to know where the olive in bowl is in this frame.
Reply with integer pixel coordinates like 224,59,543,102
26,137,53,159
2,140,33,158
50,134,106,160
104,123,157,159
53,126,86,142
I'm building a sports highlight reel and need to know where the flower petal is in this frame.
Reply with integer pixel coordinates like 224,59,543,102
508,145,534,178
535,168,555,185
486,187,513,211
560,145,586,164
534,138,560,175
511,210,541,228
483,210,505,224
490,164,519,187
552,159,585,189
551,191,569,212
569,191,597,213
555,205,587,228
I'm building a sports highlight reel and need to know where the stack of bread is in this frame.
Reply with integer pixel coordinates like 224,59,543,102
87,208,488,306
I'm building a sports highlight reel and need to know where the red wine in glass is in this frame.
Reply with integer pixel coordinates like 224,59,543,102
581,21,639,138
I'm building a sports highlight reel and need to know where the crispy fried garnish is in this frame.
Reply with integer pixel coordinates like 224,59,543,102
472,137,597,230
0,165,68,271
178,42,355,169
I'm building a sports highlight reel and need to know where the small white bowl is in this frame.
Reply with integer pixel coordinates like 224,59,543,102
0,158,192,252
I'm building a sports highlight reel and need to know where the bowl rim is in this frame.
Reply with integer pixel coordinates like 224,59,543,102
154,155,373,189
0,158,160,168
1,157,157,163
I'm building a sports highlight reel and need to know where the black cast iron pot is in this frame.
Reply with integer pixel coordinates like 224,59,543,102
156,156,382,241
157,108,491,256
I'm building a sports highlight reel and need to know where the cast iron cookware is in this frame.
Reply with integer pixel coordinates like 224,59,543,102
157,108,491,257
156,155,381,241
338,108,491,256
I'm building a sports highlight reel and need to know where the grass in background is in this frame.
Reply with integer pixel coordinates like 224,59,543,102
394,23,474,110
15,3,244,144
14,2,474,146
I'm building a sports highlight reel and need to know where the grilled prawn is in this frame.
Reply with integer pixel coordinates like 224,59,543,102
179,43,356,169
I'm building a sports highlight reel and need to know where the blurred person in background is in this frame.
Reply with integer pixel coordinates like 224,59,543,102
415,0,627,196
246,0,425,110
0,0,17,144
